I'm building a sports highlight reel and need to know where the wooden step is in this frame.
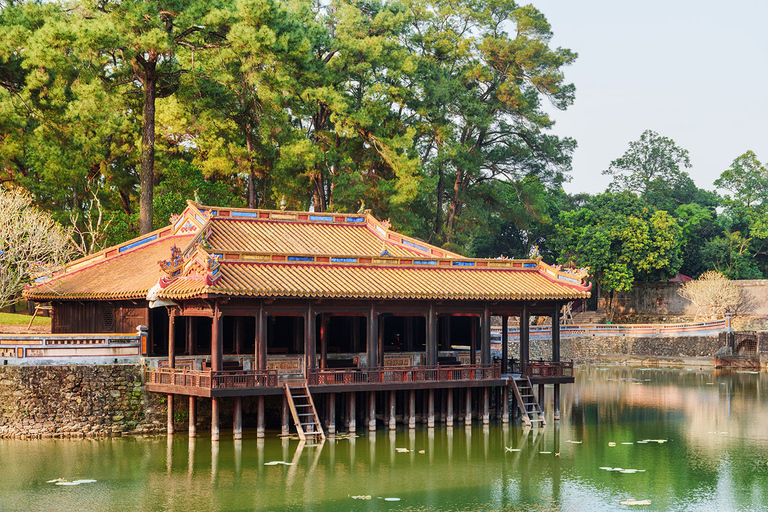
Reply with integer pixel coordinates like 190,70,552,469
285,382,325,442
509,375,547,428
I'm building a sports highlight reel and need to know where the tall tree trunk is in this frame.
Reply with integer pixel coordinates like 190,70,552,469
312,169,326,212
435,165,443,242
246,131,256,209
445,169,464,243
139,69,157,235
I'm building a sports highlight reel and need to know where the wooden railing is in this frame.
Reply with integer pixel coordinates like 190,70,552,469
508,359,574,378
145,367,278,391
307,363,501,385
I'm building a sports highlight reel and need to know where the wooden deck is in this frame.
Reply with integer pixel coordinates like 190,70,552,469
145,363,504,396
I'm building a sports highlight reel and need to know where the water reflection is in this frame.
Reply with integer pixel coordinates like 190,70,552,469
3,367,768,511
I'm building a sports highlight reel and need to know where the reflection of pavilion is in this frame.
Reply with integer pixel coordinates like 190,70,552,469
26,201,590,438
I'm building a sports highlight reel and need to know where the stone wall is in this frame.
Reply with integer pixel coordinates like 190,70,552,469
0,364,167,438
510,333,724,362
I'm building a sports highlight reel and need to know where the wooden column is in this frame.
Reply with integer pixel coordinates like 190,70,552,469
186,317,195,355
281,395,290,436
234,397,243,440
257,396,265,438
470,317,477,365
538,383,545,412
328,393,336,435
368,391,376,431
367,305,379,367
167,312,176,435
553,301,561,421
502,386,509,424
212,303,222,372
446,389,454,427
189,397,197,437
481,305,491,365
482,388,490,425
520,304,529,374
426,304,437,366
465,388,472,425
388,390,396,430
256,304,266,371
348,392,357,433
234,317,244,355
320,314,328,369
428,389,435,428
211,397,220,441
408,389,416,429
305,304,317,374
501,316,509,374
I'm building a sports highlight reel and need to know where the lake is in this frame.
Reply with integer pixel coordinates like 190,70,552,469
3,366,768,511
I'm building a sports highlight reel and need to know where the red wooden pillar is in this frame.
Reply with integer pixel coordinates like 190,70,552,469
189,397,197,437
446,389,454,427
426,303,437,366
212,302,222,371
257,396,265,438
481,304,491,365
320,313,328,369
233,397,243,440
211,397,220,442
501,316,509,374
255,303,266,371
470,316,478,365
305,303,317,375
367,305,379,367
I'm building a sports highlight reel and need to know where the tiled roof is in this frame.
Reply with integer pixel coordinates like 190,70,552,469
25,201,591,302
159,261,591,301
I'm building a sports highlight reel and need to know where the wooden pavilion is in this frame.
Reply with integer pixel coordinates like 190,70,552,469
25,201,590,439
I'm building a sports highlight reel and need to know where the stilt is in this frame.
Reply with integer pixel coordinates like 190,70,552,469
428,389,435,428
502,386,509,424
329,393,337,435
233,397,243,440
446,389,454,427
282,395,290,436
482,388,490,425
257,396,265,438
388,390,396,431
465,388,473,426
538,383,545,412
349,392,357,433
554,383,561,421
368,391,376,431
189,396,197,437
167,394,174,435
408,389,416,429
211,397,220,442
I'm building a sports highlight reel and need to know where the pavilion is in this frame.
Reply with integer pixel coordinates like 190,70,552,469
25,201,590,439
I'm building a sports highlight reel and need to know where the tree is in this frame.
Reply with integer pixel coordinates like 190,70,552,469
715,150,768,208
555,192,683,319
406,0,577,246
603,130,692,209
679,271,743,320
0,187,72,309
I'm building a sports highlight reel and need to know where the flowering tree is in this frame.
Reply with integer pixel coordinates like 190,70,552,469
0,188,72,309
678,271,743,321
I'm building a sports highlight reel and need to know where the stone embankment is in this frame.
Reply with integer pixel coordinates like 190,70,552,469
0,364,166,439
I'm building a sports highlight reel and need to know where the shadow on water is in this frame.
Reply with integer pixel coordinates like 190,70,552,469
3,366,768,511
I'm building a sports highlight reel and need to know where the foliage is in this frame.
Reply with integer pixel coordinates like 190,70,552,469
555,192,683,317
0,187,72,309
678,271,743,320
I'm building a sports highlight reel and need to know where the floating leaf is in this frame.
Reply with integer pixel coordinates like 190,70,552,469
505,447,521,452
351,495,372,500
384,498,401,501
620,499,651,506
539,451,552,454
265,461,294,466
396,448,410,453
608,442,616,447
418,450,425,454
622,442,633,445
567,440,582,444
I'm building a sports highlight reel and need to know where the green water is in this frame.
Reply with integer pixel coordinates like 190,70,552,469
3,366,768,511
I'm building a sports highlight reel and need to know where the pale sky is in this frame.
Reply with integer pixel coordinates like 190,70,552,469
532,0,768,195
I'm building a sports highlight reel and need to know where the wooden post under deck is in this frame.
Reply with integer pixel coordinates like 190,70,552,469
446,389,454,427
538,383,546,412
167,394,174,435
281,395,290,436
189,397,197,437
211,397,220,442
502,386,509,424
482,387,490,425
428,389,435,428
389,390,396,430
234,397,243,440
408,389,416,429
349,393,357,433
368,391,376,431
257,396,265,438
465,388,472,425
328,393,336,435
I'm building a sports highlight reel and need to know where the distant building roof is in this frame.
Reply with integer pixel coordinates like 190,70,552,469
25,201,591,302
667,273,694,282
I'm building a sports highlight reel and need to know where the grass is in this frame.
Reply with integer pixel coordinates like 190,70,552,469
0,312,50,327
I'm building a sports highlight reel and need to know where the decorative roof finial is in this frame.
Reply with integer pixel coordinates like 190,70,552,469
357,200,365,214
280,195,287,211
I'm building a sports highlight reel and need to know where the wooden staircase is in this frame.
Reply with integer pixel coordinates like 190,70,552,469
285,382,325,441
510,376,546,427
